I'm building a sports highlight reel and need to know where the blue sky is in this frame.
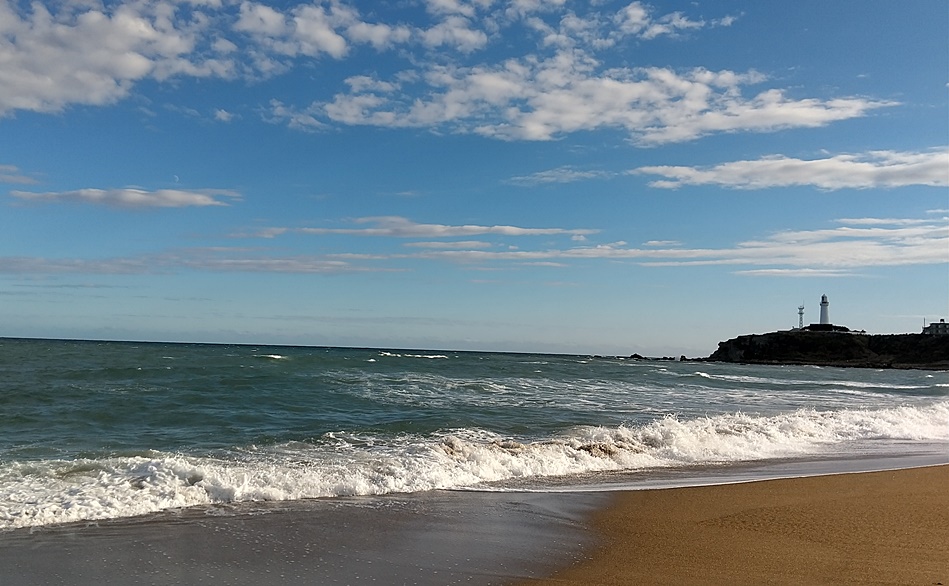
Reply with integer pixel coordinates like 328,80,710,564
1,0,947,356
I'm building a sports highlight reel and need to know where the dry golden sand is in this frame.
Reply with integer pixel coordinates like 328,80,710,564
516,465,949,586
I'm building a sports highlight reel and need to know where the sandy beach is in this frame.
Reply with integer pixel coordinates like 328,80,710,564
518,465,949,586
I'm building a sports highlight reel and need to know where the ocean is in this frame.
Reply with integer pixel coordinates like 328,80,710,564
2,337,947,533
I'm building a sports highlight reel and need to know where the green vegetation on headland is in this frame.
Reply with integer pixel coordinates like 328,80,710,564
704,330,949,370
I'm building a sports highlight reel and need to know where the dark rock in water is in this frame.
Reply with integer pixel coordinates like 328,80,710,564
707,331,949,370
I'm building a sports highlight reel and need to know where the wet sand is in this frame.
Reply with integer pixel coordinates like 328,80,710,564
518,465,949,586
2,465,946,585
0,490,606,586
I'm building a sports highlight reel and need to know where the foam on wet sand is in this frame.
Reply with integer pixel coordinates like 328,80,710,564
1,466,946,585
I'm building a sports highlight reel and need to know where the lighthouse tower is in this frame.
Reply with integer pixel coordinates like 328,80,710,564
819,294,830,325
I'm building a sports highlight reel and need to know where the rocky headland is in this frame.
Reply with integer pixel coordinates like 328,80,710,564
706,330,949,370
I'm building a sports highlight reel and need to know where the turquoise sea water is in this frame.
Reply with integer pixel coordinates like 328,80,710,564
1,337,947,530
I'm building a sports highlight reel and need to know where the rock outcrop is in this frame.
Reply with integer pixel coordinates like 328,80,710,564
706,331,949,370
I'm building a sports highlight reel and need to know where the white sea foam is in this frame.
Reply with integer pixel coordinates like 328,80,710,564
1,401,946,530
379,351,449,359
690,370,930,391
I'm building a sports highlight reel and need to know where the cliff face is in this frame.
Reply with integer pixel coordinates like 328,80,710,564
707,331,949,369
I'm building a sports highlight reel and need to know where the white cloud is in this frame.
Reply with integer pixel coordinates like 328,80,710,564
634,148,949,189
266,99,325,131
258,215,948,273
420,15,488,53
0,0,423,116
0,0,879,151
234,2,288,37
259,216,598,238
0,164,37,184
319,54,893,143
424,0,478,18
404,241,494,249
0,256,152,274
346,21,412,50
615,2,705,40
234,1,352,58
4,216,944,276
398,216,948,272
834,217,936,226
0,0,234,115
11,187,240,208
0,250,374,275
506,166,612,186
214,108,235,122
732,268,858,278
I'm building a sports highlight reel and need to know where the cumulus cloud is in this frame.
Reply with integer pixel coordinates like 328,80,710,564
11,187,240,208
614,2,706,40
213,108,235,122
266,98,325,131
234,1,359,59
0,0,234,115
634,148,949,189
3,0,850,152
420,15,488,53
318,55,893,143
0,0,422,116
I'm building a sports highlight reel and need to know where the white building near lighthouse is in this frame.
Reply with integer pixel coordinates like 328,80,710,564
819,294,830,325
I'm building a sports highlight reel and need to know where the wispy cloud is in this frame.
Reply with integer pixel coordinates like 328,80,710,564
11,188,241,208
732,268,859,278
0,249,385,275
834,217,937,226
249,216,599,239
633,148,949,189
2,216,944,276
397,217,948,272
506,166,612,186
403,240,494,249
0,164,38,184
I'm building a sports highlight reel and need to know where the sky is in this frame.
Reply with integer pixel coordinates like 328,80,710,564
1,0,947,357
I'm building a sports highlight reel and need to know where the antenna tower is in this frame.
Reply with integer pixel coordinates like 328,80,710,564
797,303,805,329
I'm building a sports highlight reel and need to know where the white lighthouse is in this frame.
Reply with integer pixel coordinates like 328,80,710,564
819,294,830,325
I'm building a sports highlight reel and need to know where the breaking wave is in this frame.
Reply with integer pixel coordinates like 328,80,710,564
2,401,946,530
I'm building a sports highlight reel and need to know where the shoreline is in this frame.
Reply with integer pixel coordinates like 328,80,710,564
0,489,607,586
1,464,946,584
516,465,949,586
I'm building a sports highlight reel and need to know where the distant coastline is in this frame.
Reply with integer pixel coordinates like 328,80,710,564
702,330,949,370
